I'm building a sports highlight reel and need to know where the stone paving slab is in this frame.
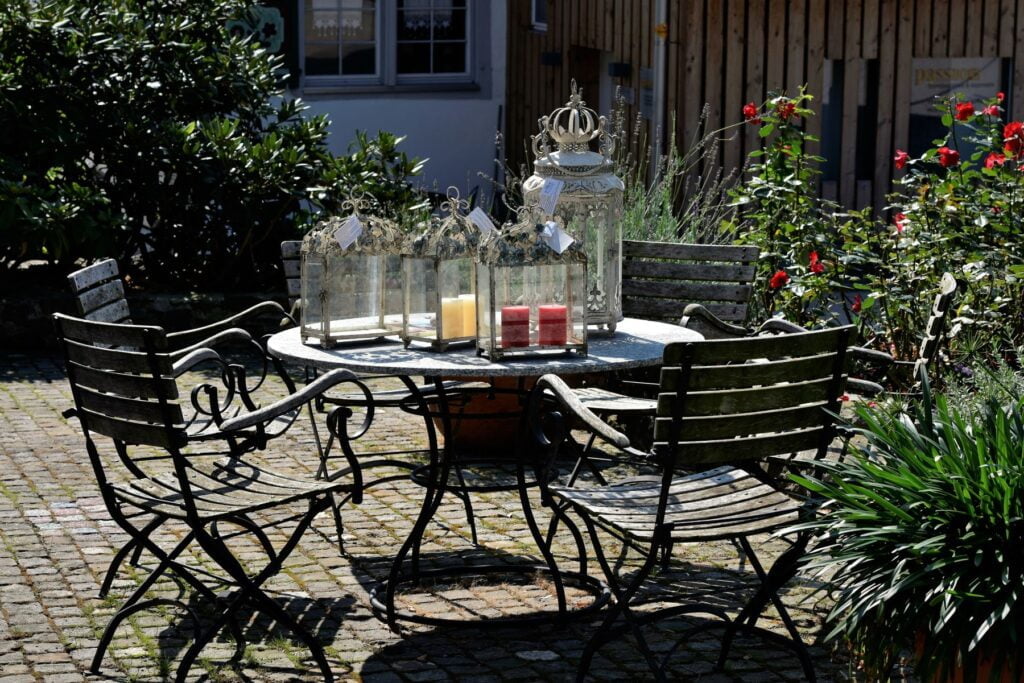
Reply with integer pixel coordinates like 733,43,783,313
0,353,859,681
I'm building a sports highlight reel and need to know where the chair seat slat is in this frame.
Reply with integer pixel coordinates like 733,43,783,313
652,427,828,465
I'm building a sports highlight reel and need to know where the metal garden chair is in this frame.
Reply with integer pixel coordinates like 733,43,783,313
55,313,367,682
528,326,854,682
67,258,294,349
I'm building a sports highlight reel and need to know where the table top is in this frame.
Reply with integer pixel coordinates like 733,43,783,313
267,318,703,378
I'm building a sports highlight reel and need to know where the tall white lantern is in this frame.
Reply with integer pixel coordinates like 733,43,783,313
522,80,624,333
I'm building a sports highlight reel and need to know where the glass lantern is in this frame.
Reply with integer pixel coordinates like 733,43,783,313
300,202,403,348
476,212,588,360
401,193,484,351
522,79,624,333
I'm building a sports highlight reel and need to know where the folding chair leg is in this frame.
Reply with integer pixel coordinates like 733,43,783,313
100,515,164,598
716,535,815,682
577,515,665,682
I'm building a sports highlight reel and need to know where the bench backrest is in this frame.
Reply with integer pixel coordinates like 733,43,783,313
621,240,760,324
281,241,302,312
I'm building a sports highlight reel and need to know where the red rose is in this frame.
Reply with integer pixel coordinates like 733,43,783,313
982,104,1000,116
851,295,862,314
893,149,909,169
937,146,960,167
985,152,1007,168
840,394,851,402
1003,121,1024,156
776,99,797,121
808,251,825,274
955,102,975,120
997,91,1006,102
894,212,907,233
769,270,790,289
743,102,760,124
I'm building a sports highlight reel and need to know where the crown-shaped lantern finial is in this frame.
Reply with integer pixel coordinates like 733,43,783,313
533,79,615,159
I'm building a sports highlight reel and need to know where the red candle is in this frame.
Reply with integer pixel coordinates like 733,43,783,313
500,305,530,347
537,304,567,346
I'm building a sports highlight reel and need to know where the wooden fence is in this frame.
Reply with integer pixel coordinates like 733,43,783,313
506,0,1024,213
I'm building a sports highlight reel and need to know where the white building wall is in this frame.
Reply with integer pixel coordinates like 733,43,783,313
301,0,507,198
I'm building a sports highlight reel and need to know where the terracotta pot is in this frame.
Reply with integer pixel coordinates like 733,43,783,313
914,631,1023,683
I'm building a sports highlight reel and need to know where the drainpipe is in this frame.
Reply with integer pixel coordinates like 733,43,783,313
651,0,669,184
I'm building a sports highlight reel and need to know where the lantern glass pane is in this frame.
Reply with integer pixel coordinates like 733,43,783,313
437,257,475,340
403,257,438,340
382,254,403,331
322,252,378,335
300,254,325,340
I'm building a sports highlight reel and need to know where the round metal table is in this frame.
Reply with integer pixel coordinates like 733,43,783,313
266,318,703,627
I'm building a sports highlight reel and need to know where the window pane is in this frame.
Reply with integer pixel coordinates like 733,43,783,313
341,43,376,74
341,10,375,40
432,9,465,40
398,10,431,40
305,43,340,75
306,8,339,41
397,42,431,74
432,42,465,73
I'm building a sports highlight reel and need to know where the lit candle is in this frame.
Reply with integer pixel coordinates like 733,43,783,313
459,293,477,337
500,305,530,347
441,297,463,339
537,304,567,346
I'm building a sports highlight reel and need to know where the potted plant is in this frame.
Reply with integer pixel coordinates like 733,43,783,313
792,380,1024,682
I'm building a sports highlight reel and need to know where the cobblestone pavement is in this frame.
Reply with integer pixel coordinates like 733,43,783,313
0,352,852,682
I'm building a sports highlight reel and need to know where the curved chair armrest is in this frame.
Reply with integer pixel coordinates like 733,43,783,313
849,346,895,368
756,318,807,335
679,304,749,340
169,327,256,364
172,347,233,377
218,369,359,432
534,375,631,449
167,300,292,348
846,377,885,398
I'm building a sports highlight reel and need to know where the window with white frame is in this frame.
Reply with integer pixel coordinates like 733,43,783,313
301,0,471,86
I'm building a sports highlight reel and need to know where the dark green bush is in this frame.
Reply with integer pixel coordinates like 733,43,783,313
0,0,423,290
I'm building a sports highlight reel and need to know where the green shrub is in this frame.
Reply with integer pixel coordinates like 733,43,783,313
0,0,424,290
793,383,1024,680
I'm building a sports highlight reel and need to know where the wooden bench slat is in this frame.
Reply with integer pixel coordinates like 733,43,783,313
664,327,850,364
64,338,173,375
85,299,132,324
652,427,828,464
68,363,178,400
660,355,842,391
622,260,757,282
621,279,752,303
622,240,759,262
283,260,301,278
623,298,747,322
76,279,126,316
280,240,302,258
655,403,830,440
67,259,120,293
77,386,183,425
79,407,185,449
657,377,834,416
55,315,166,350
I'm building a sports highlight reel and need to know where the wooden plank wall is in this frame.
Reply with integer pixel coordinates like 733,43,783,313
505,0,1024,213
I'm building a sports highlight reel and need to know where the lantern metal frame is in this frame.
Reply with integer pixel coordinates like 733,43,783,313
400,191,483,351
299,199,404,348
476,211,588,361
522,79,624,334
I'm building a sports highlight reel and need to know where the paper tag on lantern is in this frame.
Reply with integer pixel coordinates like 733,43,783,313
540,221,574,254
334,214,364,250
538,177,564,216
467,206,496,235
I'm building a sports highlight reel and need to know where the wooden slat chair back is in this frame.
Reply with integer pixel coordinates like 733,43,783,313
67,258,132,324
280,240,302,315
655,326,851,469
55,314,185,451
621,240,760,324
